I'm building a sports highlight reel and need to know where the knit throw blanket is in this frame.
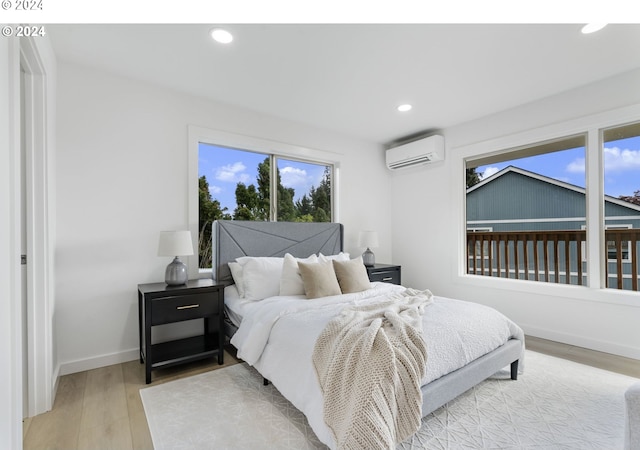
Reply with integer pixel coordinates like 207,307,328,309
312,289,433,450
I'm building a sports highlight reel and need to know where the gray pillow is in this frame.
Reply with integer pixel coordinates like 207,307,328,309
298,259,342,299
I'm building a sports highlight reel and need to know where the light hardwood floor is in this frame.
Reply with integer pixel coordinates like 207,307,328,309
22,337,640,450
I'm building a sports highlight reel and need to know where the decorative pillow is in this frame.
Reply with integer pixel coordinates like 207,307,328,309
333,256,371,294
236,256,284,266
318,252,350,262
228,262,246,297
240,257,285,301
298,259,342,299
280,253,318,296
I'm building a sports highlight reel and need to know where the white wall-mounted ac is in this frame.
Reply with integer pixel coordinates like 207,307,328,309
385,134,445,170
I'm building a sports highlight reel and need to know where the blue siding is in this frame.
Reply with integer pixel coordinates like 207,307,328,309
467,170,586,222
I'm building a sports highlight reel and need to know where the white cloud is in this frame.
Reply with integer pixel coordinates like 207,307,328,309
280,166,309,188
209,185,222,195
566,157,585,173
215,162,250,183
480,166,500,179
604,146,640,171
565,146,640,174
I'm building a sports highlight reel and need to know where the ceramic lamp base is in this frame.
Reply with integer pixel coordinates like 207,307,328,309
362,248,375,267
165,256,188,285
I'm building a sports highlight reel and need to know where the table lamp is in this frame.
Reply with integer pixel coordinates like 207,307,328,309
158,230,194,285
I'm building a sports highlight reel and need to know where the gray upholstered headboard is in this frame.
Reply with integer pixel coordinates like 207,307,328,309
212,220,344,284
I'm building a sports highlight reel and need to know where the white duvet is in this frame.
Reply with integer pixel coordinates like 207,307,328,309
230,282,525,449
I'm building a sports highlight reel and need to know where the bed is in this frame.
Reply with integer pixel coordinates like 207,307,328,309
212,220,524,449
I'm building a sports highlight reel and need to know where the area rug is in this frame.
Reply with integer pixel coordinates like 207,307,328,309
140,350,638,449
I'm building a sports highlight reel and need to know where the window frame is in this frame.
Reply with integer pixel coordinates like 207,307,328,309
605,224,632,262
582,224,633,263
188,126,341,277
453,104,640,306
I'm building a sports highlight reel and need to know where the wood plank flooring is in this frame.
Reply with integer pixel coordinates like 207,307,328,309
23,346,242,450
23,338,640,449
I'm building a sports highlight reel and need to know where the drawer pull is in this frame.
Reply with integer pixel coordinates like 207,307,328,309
176,304,199,310
382,277,393,281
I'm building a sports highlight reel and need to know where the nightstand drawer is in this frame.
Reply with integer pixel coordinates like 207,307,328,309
369,270,400,284
366,264,402,285
151,293,219,325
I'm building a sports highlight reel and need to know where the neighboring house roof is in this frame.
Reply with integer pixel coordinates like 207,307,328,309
468,165,640,212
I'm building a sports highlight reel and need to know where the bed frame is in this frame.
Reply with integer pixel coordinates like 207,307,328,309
212,220,522,417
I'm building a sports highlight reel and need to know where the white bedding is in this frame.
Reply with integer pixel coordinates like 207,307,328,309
230,282,525,449
224,284,246,327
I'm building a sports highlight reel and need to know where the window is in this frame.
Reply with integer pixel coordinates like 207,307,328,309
606,225,632,262
191,128,336,271
602,122,640,290
276,158,332,222
463,118,640,292
581,224,631,262
465,136,587,285
467,227,493,274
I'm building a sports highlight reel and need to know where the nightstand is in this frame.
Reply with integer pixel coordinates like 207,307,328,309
138,279,224,384
366,264,402,285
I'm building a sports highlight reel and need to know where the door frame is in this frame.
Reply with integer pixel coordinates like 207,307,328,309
20,36,54,418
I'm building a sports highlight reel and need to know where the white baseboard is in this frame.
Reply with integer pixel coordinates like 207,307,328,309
522,323,640,360
57,348,140,376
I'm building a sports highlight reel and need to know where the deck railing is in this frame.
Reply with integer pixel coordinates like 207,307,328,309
467,229,640,291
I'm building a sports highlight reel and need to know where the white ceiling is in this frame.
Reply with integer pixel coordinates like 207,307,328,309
47,24,640,144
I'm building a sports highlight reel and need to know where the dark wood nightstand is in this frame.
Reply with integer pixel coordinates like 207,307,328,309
138,279,224,384
366,264,402,285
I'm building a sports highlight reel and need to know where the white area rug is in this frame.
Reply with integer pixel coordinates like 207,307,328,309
140,351,638,449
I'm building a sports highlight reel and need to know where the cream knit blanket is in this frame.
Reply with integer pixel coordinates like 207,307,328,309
312,289,433,450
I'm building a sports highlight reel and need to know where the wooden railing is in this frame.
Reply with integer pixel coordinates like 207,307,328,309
467,229,640,291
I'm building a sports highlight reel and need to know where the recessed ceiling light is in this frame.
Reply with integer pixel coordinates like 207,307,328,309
397,104,412,112
210,28,233,44
581,24,607,34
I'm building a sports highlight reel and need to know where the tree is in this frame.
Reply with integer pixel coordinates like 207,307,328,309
256,157,270,220
295,194,313,217
466,167,481,189
242,156,298,221
233,183,261,220
309,167,331,222
278,186,296,221
198,176,230,268
619,190,640,206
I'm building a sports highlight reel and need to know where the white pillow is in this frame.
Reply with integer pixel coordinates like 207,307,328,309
280,253,318,296
318,252,350,262
241,257,285,301
228,262,246,297
236,256,284,266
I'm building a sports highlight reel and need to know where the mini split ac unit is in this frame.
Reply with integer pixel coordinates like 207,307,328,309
386,134,445,170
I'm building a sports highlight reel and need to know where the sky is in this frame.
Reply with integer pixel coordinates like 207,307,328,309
199,143,328,213
475,135,640,199
200,135,640,214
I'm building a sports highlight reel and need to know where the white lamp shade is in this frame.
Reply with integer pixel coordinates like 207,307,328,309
158,231,194,256
358,230,379,248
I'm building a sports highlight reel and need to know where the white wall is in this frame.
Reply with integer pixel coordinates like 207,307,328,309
391,68,640,360
55,62,391,374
